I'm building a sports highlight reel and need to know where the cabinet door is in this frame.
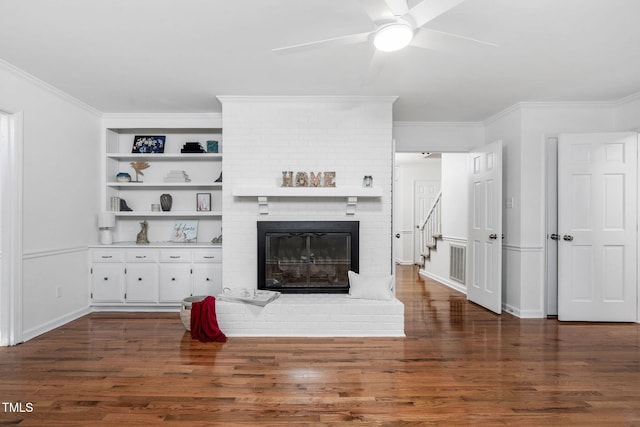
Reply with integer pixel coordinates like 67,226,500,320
192,264,222,297
91,264,125,302
125,264,158,302
159,264,192,302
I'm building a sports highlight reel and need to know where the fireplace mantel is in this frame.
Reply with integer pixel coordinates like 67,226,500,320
232,186,383,215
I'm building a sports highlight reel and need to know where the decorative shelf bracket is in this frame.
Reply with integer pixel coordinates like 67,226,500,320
257,196,269,215
346,196,358,215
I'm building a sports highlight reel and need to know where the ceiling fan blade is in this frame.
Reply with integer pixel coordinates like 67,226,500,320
357,0,396,23
405,0,465,28
418,28,499,47
383,0,409,16
363,49,386,86
272,31,372,54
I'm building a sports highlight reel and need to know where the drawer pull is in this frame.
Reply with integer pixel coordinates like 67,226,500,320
103,277,108,281
171,278,176,281
203,256,215,259
206,278,210,281
101,255,113,259
169,256,181,259
135,255,146,259
138,278,142,281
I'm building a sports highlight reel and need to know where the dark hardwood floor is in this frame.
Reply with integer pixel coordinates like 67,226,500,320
1,265,639,426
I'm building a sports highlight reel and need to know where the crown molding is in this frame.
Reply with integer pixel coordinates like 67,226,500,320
393,121,483,128
0,58,101,117
217,95,398,104
614,90,640,107
483,100,616,125
101,112,222,120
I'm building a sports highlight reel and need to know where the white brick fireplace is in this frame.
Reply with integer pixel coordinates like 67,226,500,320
216,96,404,336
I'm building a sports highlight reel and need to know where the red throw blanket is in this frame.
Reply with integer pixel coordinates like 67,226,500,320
190,296,227,342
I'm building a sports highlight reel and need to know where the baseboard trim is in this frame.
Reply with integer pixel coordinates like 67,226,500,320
22,306,91,343
419,269,467,295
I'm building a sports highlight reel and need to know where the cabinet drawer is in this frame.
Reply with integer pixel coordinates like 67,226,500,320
193,249,222,263
125,250,158,263
160,251,192,263
91,251,124,263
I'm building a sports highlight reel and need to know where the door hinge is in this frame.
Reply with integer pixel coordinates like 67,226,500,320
90,292,93,299
90,267,93,274
124,293,127,299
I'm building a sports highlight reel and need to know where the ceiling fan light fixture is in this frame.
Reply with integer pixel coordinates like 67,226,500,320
373,21,413,52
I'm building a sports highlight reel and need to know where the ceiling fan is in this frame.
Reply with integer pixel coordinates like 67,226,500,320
272,0,497,54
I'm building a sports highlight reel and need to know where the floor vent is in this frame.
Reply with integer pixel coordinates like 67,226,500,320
450,245,466,284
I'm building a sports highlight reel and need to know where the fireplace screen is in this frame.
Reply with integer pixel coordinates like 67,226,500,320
257,221,359,293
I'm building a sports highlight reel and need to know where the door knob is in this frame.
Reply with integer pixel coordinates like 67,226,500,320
395,233,400,239
550,234,560,240
489,233,498,240
563,235,574,241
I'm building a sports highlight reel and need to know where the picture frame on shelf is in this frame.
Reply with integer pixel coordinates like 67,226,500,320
196,193,211,211
172,220,198,243
132,135,166,153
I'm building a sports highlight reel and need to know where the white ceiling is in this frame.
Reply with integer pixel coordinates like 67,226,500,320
1,0,639,121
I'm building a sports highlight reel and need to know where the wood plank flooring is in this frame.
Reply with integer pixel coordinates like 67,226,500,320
0,265,639,425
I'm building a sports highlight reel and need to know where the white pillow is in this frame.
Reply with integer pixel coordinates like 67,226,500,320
347,271,394,301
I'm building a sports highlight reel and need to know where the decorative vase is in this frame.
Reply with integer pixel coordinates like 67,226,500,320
116,172,131,182
160,194,173,211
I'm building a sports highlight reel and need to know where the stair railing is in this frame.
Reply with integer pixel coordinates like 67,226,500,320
418,191,442,262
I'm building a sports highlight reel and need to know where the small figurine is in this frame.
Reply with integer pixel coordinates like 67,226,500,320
119,199,133,211
211,234,222,244
130,161,150,182
136,220,149,244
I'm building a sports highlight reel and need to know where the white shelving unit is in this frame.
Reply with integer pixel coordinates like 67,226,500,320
104,127,223,243
93,116,224,310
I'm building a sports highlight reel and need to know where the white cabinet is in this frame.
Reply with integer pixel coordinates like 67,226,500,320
91,264,124,303
125,263,159,303
89,246,222,309
159,264,192,302
193,264,222,296
90,250,125,302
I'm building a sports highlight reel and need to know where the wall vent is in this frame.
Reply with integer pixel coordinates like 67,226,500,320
450,245,466,284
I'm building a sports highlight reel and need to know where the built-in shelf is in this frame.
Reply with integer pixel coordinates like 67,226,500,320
108,182,222,188
115,211,222,217
107,153,222,161
232,186,383,215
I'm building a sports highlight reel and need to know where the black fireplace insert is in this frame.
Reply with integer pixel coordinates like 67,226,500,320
257,221,359,293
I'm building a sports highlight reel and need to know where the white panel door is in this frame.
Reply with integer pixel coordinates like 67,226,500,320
558,132,637,321
414,180,440,263
467,141,502,314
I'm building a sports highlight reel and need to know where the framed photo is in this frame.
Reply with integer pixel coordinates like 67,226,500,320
132,135,165,153
196,193,211,211
172,220,198,243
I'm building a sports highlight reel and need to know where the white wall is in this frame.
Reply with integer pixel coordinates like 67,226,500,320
394,122,484,152
0,60,100,341
220,96,396,289
486,103,617,317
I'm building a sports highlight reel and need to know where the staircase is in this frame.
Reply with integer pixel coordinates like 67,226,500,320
418,191,442,265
